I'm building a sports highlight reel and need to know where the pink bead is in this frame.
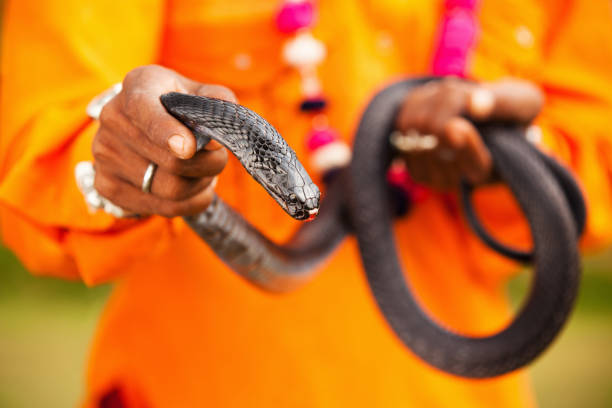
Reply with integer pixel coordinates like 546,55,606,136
433,56,466,77
276,1,315,33
446,0,477,10
306,127,338,152
432,10,478,76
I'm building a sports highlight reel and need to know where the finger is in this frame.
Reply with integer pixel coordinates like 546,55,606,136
441,157,462,188
396,82,439,132
430,83,469,136
432,155,459,190
94,168,216,218
467,79,544,123
433,146,463,189
404,152,429,185
421,151,447,190
444,118,492,184
93,140,214,201
97,114,228,178
120,66,199,159
120,66,238,158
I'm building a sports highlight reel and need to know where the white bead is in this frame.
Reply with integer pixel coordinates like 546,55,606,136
515,26,534,48
283,32,326,67
82,173,95,190
75,161,95,191
85,190,103,209
310,141,352,173
526,125,542,144
103,200,126,218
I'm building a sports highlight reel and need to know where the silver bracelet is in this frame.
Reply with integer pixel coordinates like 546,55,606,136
76,83,130,218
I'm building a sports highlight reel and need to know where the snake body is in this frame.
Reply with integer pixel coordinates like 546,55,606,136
160,78,582,378
161,92,346,291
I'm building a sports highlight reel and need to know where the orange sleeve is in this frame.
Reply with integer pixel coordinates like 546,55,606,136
471,0,612,257
532,0,612,251
0,0,173,285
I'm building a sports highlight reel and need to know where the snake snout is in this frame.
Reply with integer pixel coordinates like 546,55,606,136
285,183,320,221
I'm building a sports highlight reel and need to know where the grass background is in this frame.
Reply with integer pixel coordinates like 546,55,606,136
0,244,611,407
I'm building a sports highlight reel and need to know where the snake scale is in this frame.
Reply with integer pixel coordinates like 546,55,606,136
160,78,583,378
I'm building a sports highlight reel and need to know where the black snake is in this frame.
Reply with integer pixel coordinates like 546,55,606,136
160,78,583,378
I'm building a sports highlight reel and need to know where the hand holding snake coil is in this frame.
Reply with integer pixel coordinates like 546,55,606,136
79,67,584,378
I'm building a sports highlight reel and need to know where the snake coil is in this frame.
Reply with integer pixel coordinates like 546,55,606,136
161,77,583,378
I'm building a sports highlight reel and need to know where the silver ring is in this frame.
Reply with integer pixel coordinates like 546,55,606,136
141,163,157,193
390,129,438,153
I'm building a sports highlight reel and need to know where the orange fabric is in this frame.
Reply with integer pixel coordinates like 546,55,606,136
2,0,612,407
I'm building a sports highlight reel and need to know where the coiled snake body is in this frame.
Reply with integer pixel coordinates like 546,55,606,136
161,78,583,378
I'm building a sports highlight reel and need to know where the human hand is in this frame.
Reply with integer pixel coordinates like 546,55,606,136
92,65,236,217
393,77,543,190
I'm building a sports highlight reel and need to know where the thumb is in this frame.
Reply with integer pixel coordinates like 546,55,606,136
467,78,544,123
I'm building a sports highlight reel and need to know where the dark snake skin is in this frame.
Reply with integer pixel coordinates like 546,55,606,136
160,78,582,378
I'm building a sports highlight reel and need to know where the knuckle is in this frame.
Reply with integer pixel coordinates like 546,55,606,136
91,138,107,161
98,98,119,125
122,90,148,119
122,67,145,92
123,65,159,88
91,134,115,163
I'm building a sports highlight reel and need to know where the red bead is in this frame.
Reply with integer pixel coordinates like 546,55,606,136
386,163,430,205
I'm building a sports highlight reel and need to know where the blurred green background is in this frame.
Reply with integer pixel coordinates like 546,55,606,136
1,243,611,407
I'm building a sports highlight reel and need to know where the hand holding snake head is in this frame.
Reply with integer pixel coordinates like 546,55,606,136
394,77,544,190
91,65,235,217
161,92,320,221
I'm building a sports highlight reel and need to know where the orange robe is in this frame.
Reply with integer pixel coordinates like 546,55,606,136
2,1,612,407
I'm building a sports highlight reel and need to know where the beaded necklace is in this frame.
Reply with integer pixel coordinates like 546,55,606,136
276,0,351,181
276,0,479,211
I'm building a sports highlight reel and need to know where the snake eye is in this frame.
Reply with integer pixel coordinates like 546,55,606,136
289,193,297,203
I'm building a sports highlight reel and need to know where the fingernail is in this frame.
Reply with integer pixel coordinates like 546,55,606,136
168,135,185,157
211,176,218,189
469,88,495,119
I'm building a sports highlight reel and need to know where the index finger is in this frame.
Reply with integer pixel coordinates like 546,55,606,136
119,67,198,159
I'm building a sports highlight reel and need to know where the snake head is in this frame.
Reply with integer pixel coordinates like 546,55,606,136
260,159,320,221
285,171,320,221
160,92,321,221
